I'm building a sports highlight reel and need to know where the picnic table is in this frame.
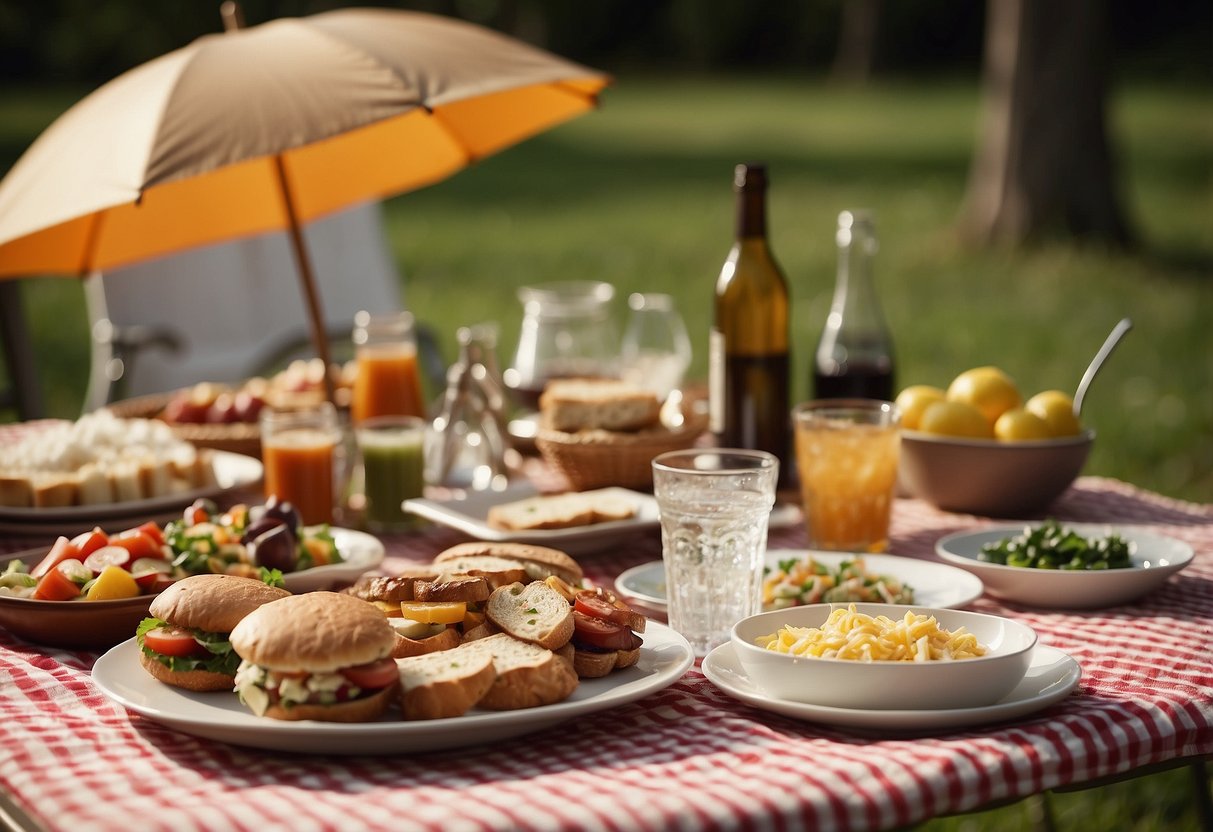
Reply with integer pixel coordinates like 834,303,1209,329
1,472,1210,831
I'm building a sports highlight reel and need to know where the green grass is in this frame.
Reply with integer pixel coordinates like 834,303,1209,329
0,74,1210,829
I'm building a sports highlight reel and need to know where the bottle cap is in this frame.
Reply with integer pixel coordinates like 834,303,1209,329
734,163,767,190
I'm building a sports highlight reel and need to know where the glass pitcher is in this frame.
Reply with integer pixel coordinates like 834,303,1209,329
504,281,619,411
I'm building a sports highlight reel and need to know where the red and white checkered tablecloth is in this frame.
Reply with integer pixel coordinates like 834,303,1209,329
0,474,1210,832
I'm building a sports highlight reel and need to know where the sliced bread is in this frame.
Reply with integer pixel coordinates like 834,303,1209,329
436,542,584,586
452,633,579,710
427,555,530,588
396,649,497,720
485,489,638,531
413,575,491,603
539,379,661,432
485,581,574,651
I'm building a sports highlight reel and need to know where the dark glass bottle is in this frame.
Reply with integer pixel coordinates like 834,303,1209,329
710,163,790,475
813,210,895,401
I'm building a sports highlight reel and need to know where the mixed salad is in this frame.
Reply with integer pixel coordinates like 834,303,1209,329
762,555,914,610
0,496,341,602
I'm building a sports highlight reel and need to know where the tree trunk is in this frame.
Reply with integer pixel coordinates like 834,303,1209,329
831,0,881,85
960,0,1133,246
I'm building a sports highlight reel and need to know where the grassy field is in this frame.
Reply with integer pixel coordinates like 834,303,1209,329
0,76,1210,829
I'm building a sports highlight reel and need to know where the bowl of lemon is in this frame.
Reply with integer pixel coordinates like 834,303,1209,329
897,367,1093,517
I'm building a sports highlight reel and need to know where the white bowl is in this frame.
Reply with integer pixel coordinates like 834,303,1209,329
936,523,1195,609
731,603,1037,710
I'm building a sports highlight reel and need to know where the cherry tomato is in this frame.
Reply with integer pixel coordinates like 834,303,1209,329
339,658,398,690
143,627,207,658
572,611,636,651
109,530,161,561
134,521,166,546
30,536,81,579
32,564,83,601
84,545,133,576
70,528,109,561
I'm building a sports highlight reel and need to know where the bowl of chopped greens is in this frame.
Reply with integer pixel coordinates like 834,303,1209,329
936,520,1194,608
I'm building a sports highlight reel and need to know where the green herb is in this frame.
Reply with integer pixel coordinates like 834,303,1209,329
978,519,1133,570
259,567,285,588
525,607,538,615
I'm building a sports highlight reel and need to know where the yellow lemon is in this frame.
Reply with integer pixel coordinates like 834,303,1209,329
1025,390,1083,437
918,400,995,439
895,385,947,430
994,408,1052,441
947,366,1021,425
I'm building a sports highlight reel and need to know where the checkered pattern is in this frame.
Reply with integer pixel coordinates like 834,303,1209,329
1,473,1210,831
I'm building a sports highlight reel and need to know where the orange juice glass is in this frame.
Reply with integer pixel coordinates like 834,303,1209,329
351,311,425,423
793,399,901,553
261,403,341,526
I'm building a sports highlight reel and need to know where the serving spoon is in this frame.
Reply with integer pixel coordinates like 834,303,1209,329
1073,317,1133,417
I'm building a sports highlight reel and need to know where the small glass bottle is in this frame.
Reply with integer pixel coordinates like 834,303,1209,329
350,310,426,424
813,210,895,401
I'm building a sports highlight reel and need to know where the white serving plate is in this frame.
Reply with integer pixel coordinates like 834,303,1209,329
404,483,660,555
92,623,694,754
615,549,985,611
936,523,1194,609
0,450,263,535
703,641,1080,733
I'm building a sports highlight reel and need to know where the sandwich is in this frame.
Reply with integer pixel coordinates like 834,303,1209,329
136,573,290,691
229,591,399,722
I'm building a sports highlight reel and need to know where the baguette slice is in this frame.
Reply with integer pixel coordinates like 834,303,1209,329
539,379,661,432
345,566,443,603
76,463,115,505
573,645,642,679
436,542,583,586
453,633,578,710
32,473,78,508
391,625,462,659
486,489,637,532
396,649,497,720
485,581,574,651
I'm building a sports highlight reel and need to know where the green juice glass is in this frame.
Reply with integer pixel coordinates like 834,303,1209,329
355,415,426,530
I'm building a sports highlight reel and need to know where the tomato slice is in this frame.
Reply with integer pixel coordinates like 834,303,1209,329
339,657,397,690
572,611,636,651
109,530,162,561
30,536,81,579
574,590,645,632
70,528,109,561
84,545,133,575
134,521,166,546
143,626,207,658
32,563,83,601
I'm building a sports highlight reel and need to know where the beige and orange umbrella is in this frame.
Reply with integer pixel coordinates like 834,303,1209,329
0,5,609,400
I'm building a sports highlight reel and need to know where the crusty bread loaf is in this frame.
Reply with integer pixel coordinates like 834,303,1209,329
485,581,574,651
436,542,584,586
539,379,661,432
413,575,491,603
427,555,530,588
485,489,638,532
452,633,579,710
396,649,497,720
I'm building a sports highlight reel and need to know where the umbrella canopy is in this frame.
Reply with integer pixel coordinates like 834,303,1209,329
0,7,609,396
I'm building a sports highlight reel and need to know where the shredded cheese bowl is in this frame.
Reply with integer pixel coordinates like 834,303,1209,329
731,603,1037,710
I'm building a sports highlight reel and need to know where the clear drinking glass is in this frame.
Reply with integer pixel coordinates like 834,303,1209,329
620,292,692,400
260,402,343,526
793,399,901,553
355,415,426,530
652,448,779,656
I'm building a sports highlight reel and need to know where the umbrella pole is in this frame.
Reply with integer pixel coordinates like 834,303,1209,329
271,154,337,405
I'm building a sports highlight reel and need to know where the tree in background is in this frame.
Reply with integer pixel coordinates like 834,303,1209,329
830,0,881,84
961,0,1134,246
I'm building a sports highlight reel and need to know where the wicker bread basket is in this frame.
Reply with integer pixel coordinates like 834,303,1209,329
535,412,708,490
106,392,263,459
